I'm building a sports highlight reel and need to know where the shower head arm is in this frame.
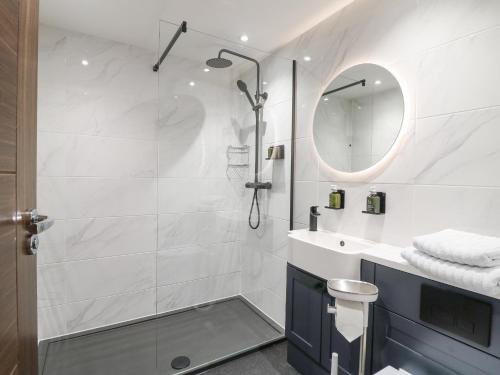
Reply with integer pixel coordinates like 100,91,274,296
218,49,261,97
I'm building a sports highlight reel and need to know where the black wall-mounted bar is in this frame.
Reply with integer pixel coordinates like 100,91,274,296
322,79,366,97
290,60,297,231
153,21,187,72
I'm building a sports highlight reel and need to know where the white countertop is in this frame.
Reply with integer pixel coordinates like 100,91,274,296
289,229,500,300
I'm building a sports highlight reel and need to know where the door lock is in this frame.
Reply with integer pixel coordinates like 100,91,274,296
28,235,40,255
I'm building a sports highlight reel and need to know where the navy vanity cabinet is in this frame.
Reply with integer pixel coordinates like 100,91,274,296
286,264,363,375
372,306,500,375
286,264,324,362
367,261,500,375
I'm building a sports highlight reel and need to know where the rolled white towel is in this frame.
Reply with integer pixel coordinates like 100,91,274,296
402,248,500,295
413,229,500,267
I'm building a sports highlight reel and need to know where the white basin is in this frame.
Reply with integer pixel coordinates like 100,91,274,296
288,229,375,281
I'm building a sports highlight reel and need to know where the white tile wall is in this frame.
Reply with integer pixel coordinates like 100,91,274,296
37,24,252,339
241,0,500,328
37,25,160,340
39,0,499,339
271,0,500,246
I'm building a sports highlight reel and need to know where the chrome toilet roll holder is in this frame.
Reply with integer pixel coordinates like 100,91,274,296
326,279,379,375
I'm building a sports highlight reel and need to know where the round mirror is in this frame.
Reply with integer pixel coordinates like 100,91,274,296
313,63,404,173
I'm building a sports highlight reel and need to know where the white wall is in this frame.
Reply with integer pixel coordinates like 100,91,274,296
38,0,500,338
237,54,293,327
277,0,500,245
37,25,158,340
155,44,245,313
37,23,281,339
239,0,500,328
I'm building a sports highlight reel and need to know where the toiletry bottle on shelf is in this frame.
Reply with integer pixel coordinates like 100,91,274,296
329,185,341,209
268,146,274,159
367,186,380,214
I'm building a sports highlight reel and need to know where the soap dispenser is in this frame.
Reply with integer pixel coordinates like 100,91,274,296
329,185,341,209
367,186,380,214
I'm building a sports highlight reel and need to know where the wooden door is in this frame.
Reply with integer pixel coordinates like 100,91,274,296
0,0,39,374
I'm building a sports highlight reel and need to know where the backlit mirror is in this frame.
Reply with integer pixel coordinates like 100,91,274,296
313,63,404,173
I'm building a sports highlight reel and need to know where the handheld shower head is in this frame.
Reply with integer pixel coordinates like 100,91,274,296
237,79,248,92
237,79,256,109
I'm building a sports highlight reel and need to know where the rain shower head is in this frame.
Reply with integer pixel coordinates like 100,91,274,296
206,57,233,68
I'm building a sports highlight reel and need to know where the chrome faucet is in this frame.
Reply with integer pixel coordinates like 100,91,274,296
309,206,320,231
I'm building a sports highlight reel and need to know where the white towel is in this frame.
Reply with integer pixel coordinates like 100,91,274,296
413,229,500,267
402,248,500,295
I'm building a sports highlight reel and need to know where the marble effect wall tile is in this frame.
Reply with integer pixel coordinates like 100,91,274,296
38,305,67,339
417,26,500,118
64,216,157,261
38,177,157,220
65,289,156,334
38,133,158,178
414,107,500,187
158,211,241,250
156,273,241,314
65,253,155,302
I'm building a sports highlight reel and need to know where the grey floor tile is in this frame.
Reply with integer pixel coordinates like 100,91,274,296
201,342,299,375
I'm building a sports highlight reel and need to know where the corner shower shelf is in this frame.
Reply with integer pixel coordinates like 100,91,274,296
226,145,250,180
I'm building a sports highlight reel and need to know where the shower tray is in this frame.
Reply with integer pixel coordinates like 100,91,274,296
38,297,284,375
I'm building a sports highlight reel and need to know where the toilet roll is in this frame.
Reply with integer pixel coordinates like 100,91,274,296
334,299,364,342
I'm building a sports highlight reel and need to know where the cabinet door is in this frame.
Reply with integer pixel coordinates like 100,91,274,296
286,265,324,362
321,293,360,375
372,305,500,375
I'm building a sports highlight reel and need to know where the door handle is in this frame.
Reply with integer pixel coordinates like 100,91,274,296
18,209,54,255
27,210,54,234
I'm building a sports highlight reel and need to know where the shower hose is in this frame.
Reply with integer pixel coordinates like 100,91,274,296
249,187,260,229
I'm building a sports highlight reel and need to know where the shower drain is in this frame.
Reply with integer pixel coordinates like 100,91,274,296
171,356,191,370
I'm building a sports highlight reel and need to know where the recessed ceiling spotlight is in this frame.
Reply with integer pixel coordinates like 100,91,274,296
81,59,89,66
240,34,249,42
374,80,381,85
303,56,311,62
323,97,329,101
263,81,268,85
189,81,195,87
204,68,210,72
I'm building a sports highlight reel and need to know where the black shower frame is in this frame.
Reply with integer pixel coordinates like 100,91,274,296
153,21,187,72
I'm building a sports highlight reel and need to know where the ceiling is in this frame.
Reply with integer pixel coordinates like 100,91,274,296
39,0,354,53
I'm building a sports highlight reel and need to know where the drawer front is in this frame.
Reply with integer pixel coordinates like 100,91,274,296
286,264,324,362
373,306,500,375
374,263,500,357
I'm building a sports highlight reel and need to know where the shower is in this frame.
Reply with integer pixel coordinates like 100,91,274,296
207,49,270,229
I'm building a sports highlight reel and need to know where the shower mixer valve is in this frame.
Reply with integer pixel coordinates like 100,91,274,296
245,181,272,190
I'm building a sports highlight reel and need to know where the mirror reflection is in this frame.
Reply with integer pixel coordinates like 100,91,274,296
313,63,404,172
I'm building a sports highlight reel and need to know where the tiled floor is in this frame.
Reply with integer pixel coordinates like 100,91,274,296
202,342,299,375
39,298,283,375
